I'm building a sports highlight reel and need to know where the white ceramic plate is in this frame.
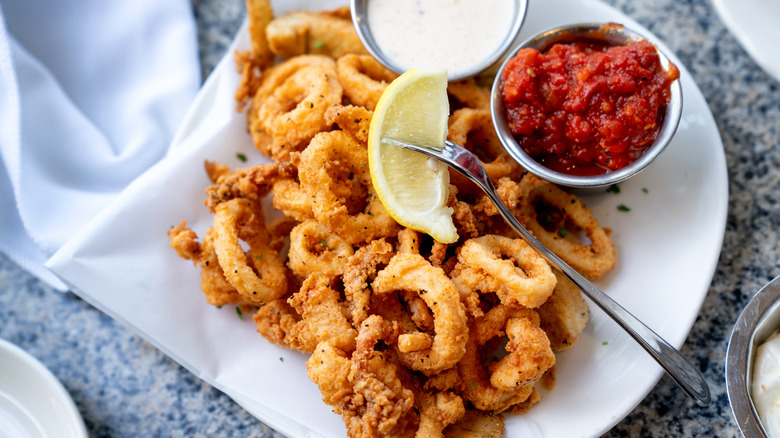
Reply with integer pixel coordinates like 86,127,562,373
0,339,87,438
711,0,780,82
46,0,728,436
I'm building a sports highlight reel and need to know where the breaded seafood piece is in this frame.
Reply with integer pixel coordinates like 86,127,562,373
372,253,468,375
307,316,418,438
168,222,258,307
536,269,590,351
443,409,505,438
337,54,397,110
266,7,367,59
247,55,342,161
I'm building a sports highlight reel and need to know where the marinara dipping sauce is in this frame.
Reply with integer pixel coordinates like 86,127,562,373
501,38,680,176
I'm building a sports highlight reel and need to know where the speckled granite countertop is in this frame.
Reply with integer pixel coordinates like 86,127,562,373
1,0,777,436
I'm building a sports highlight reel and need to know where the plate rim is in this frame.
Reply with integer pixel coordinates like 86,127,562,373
0,338,88,438
711,0,780,82
43,0,729,436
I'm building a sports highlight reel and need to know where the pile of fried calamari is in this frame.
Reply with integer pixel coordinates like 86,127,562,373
168,3,617,437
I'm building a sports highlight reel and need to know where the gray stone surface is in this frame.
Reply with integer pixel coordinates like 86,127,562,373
2,0,778,436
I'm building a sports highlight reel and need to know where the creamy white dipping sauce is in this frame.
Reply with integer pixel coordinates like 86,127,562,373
367,0,517,79
753,330,780,437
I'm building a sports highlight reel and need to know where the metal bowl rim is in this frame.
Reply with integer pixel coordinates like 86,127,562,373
489,22,684,189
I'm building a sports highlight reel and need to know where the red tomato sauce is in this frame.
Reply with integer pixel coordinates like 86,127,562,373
501,39,680,176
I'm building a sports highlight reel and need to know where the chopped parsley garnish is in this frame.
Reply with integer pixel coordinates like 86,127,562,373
606,184,620,194
320,238,330,248
558,227,568,238
313,41,326,49
602,340,608,346
617,204,631,212
279,357,284,362
236,306,243,319
236,152,247,162
642,187,649,194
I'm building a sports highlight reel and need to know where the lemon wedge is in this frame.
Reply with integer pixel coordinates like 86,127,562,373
368,69,457,244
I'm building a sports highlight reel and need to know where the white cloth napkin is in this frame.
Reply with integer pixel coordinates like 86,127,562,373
0,0,200,290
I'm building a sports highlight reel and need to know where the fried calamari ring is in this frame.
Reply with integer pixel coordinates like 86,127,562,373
372,253,468,375
456,235,557,309
447,108,522,183
247,55,343,161
298,130,400,245
448,78,491,110
458,305,551,413
212,198,288,304
336,54,398,110
517,174,617,279
288,220,354,278
271,177,315,222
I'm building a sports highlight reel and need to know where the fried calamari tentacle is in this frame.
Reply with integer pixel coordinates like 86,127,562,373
396,228,450,268
336,54,398,110
287,219,354,278
325,104,373,143
169,222,259,307
342,238,395,326
212,198,288,304
455,235,557,309
298,130,400,245
417,392,466,438
287,273,357,353
253,298,301,347
473,177,523,218
234,49,268,113
517,174,617,279
234,0,274,111
488,316,556,392
266,7,367,59
204,160,294,212
372,253,468,375
307,315,418,438
234,50,266,112
458,306,551,413
247,55,342,160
